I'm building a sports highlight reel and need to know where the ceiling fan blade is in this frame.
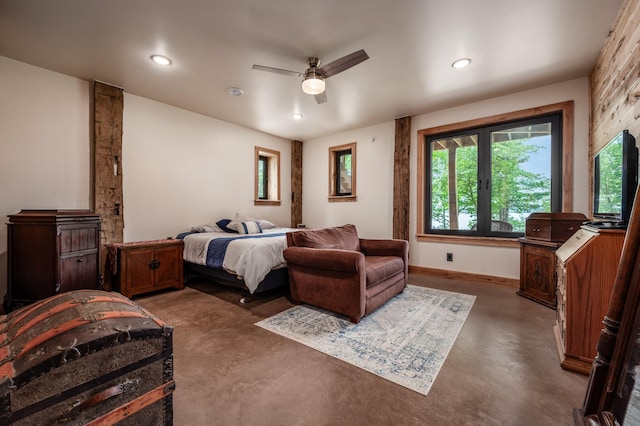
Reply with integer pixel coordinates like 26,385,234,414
318,49,369,78
314,91,327,104
251,64,303,77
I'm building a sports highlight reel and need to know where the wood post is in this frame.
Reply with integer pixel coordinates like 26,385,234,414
291,140,303,228
93,82,124,289
393,117,411,240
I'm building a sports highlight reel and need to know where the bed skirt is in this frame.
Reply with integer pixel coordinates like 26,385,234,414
184,262,289,295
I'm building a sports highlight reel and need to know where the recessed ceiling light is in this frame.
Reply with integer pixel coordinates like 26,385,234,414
291,113,303,119
227,87,244,96
452,58,471,69
150,55,172,66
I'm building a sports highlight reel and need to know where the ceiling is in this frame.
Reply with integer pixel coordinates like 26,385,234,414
0,0,623,141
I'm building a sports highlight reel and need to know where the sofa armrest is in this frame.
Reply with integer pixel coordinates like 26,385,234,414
359,239,408,259
284,247,364,273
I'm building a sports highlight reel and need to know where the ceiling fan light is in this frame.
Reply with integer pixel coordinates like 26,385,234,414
302,73,325,95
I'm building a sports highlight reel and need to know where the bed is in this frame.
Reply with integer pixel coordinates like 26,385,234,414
177,225,296,302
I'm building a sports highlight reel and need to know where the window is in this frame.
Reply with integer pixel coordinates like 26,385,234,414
422,112,564,237
329,142,357,201
254,146,280,205
257,155,268,200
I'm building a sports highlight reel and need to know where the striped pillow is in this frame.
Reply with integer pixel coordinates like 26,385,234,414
237,221,263,234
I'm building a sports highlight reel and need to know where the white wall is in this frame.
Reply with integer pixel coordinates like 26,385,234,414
0,56,291,300
122,94,291,241
303,122,396,239
0,56,92,300
305,77,591,280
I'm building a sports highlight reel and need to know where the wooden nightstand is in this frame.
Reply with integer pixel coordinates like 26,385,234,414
110,239,184,298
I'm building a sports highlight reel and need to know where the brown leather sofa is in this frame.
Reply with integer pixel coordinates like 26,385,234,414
283,224,409,323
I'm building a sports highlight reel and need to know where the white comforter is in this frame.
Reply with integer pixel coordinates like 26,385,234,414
181,228,295,293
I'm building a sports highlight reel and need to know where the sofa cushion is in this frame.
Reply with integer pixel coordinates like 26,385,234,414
364,256,404,288
290,224,360,251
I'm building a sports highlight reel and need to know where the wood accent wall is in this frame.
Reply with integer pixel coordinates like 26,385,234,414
93,82,124,288
394,117,411,240
578,0,640,418
291,139,303,227
590,0,640,156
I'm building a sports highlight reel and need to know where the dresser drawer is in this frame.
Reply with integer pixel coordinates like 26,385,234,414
60,252,99,292
60,225,99,253
526,220,551,240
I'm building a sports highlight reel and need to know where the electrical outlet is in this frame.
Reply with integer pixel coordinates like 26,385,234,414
446,253,453,262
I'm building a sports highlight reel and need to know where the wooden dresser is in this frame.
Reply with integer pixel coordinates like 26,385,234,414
553,225,625,374
517,212,588,308
110,239,184,299
4,210,101,312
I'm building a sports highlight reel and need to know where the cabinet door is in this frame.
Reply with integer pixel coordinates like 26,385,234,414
521,243,557,306
60,253,98,292
154,245,182,289
123,248,156,291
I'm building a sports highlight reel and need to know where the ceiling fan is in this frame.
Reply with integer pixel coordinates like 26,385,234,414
251,49,369,104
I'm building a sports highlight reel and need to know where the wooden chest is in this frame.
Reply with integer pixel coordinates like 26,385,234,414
109,239,184,299
524,212,588,242
0,290,174,425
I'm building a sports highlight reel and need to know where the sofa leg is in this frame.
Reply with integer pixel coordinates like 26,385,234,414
349,317,360,324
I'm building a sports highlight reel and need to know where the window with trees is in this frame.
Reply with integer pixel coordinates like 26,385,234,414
254,146,280,205
422,112,563,237
329,142,357,202
257,155,269,200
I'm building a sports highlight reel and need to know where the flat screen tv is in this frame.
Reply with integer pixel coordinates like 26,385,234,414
593,130,638,225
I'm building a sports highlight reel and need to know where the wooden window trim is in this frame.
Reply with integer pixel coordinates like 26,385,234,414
329,142,357,202
416,100,574,242
254,146,281,206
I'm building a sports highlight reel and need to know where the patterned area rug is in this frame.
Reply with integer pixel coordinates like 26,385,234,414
256,285,475,395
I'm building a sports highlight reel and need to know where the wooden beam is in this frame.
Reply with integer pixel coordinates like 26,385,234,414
393,117,411,240
291,140,303,228
93,81,124,289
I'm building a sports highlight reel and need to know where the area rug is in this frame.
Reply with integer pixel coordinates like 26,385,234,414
255,285,475,395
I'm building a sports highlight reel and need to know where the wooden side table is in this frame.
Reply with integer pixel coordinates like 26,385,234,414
109,239,184,298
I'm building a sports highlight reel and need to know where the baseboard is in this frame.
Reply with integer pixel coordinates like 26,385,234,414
409,265,519,288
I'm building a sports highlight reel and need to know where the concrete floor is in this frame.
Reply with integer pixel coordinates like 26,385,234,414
136,274,589,426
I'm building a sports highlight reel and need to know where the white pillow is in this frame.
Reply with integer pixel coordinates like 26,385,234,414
257,219,276,229
236,221,263,234
227,213,256,232
191,224,224,233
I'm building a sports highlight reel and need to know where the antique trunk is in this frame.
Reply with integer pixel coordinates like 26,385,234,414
0,290,174,425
